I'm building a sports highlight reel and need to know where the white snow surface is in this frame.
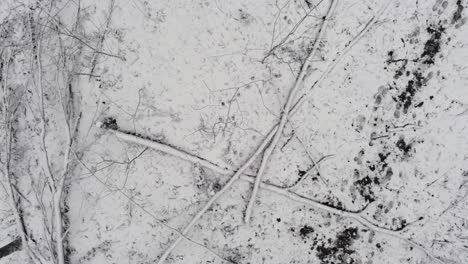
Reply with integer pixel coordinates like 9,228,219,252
0,0,467,264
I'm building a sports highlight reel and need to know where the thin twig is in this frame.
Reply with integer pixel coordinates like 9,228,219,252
35,2,124,61
294,133,328,185
262,0,326,63
290,0,395,115
89,0,116,78
285,154,334,190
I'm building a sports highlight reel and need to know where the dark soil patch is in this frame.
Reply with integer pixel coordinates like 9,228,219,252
354,175,376,203
421,25,445,65
396,70,426,113
335,228,360,248
299,225,315,237
396,136,412,154
315,227,360,264
101,117,119,130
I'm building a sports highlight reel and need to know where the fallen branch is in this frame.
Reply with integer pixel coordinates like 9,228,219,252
108,129,445,264
70,150,234,264
34,33,63,264
244,0,337,224
240,176,444,264
111,130,233,175
154,124,278,264
290,0,395,115
108,1,401,263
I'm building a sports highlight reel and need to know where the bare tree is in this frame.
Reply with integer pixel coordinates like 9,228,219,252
1,47,46,264
25,0,121,262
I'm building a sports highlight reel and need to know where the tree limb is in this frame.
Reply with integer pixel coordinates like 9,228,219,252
244,0,337,224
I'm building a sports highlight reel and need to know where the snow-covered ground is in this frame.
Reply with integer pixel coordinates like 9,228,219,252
1,0,467,263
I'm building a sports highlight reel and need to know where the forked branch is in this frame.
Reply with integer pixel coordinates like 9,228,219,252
108,129,445,264
244,0,337,224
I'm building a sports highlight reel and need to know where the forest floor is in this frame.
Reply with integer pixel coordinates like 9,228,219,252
1,0,467,264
